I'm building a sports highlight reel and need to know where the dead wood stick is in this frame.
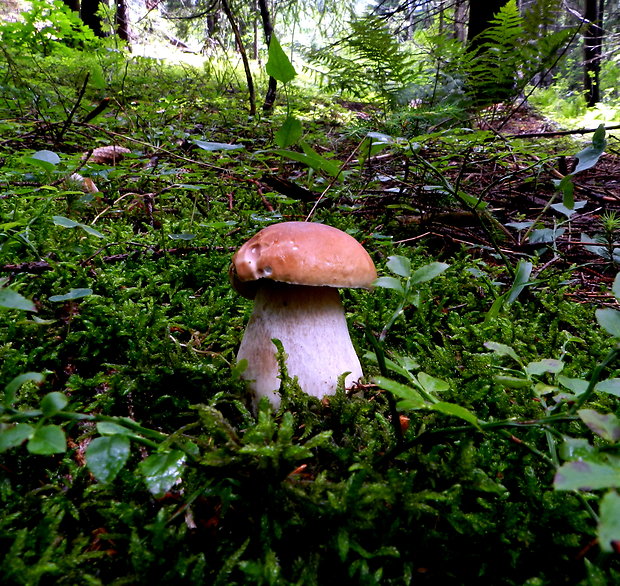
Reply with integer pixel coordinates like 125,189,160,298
503,124,620,140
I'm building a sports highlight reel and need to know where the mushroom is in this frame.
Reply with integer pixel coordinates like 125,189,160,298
85,146,131,165
230,221,377,409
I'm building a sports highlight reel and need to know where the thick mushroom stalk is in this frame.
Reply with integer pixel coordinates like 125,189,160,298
230,222,376,409
237,282,362,409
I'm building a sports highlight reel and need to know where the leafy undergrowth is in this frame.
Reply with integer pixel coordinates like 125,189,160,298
2,39,620,585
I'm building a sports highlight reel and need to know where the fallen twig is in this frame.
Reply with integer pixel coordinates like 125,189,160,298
503,124,620,140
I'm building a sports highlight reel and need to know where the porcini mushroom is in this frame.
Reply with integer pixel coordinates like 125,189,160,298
230,221,377,409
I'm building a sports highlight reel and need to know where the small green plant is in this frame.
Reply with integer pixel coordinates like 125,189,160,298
0,278,36,312
582,211,620,267
372,255,449,342
0,371,195,494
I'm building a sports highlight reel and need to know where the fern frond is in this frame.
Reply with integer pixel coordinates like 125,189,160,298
471,0,524,56
302,15,417,106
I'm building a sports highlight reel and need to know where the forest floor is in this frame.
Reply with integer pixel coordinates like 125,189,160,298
340,103,620,301
4,47,620,583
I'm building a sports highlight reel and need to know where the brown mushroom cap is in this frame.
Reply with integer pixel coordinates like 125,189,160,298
230,222,377,299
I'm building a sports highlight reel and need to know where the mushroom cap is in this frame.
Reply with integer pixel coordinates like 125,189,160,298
86,146,131,165
230,222,377,298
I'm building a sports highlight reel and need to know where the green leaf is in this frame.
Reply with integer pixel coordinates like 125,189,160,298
573,125,606,174
0,288,36,312
554,460,620,491
613,272,620,301
49,288,93,303
300,142,342,177
79,224,105,238
168,233,195,241
4,372,44,407
86,435,131,483
373,276,404,294
550,200,586,218
558,175,574,210
373,376,425,408
417,372,450,394
484,341,521,364
430,402,481,429
578,409,620,443
358,133,392,167
24,150,60,172
337,529,349,562
0,423,35,452
265,35,297,84
231,358,248,379
529,227,564,245
302,430,333,450
409,262,449,285
535,382,557,396
598,491,620,553
53,215,79,228
494,375,531,389
40,392,69,416
274,116,302,149
27,424,67,455
596,308,620,338
96,421,137,436
458,191,488,209
595,378,620,398
386,255,411,278
364,352,418,383
592,123,607,150
484,294,506,324
193,140,243,152
138,450,186,497
525,359,564,377
32,150,61,165
52,216,104,238
558,376,589,396
506,260,532,304
275,144,342,178
559,437,596,460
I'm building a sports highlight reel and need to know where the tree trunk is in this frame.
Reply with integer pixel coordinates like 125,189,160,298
583,0,603,106
80,0,106,38
115,0,130,42
220,0,257,116
252,0,259,60
454,0,468,41
258,0,277,112
467,0,507,48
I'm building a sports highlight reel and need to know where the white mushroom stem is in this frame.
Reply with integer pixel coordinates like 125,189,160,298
237,282,363,409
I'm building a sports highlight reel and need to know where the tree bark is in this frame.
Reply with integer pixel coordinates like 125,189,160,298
583,0,603,106
454,0,468,42
115,0,130,42
258,0,278,112
220,0,257,116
